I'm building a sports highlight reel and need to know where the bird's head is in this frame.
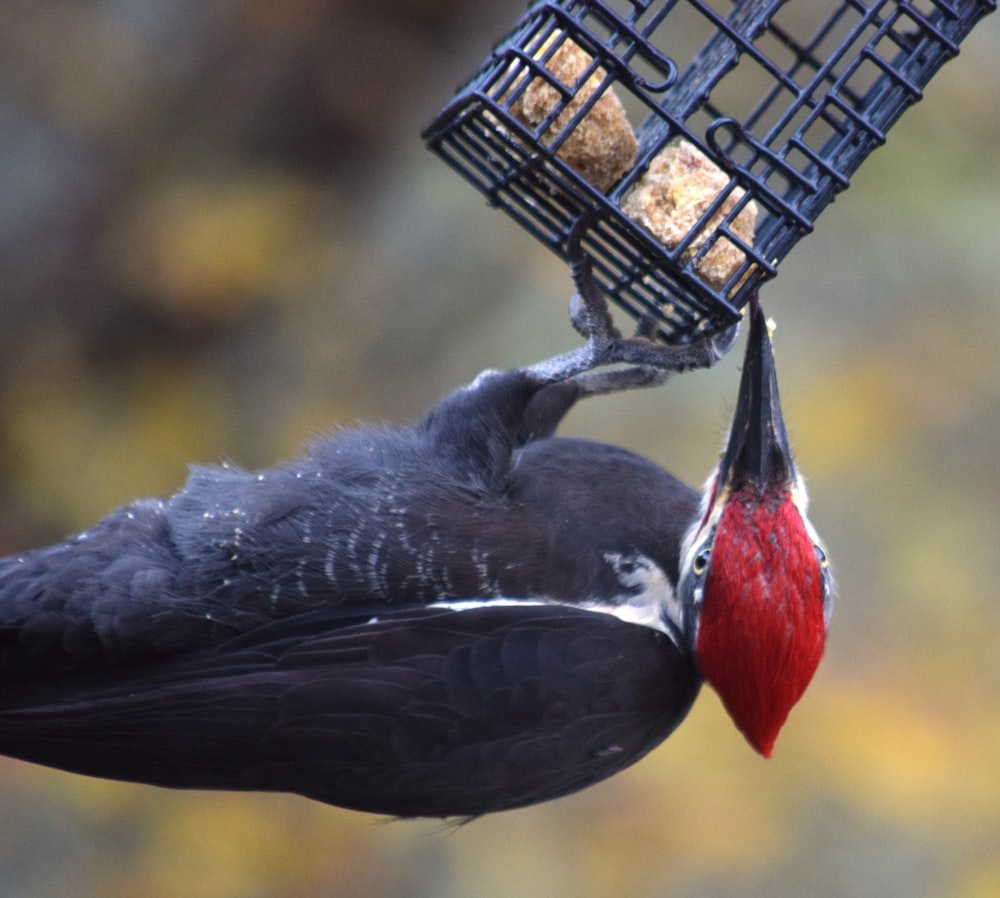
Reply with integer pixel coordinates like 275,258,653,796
678,298,832,757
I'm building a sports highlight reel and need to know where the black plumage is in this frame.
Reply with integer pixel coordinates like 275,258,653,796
0,234,739,817
0,604,696,817
0,366,704,816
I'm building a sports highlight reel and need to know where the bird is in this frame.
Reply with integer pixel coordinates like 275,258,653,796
0,230,831,818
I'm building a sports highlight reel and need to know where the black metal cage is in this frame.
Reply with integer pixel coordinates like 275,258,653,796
423,0,994,341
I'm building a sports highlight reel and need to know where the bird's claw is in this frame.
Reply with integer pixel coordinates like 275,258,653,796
567,222,620,348
568,220,739,371
568,290,619,344
525,217,740,390
633,315,658,341
705,317,741,360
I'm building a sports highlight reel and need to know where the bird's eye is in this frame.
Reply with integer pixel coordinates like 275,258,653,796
693,547,711,576
814,545,829,568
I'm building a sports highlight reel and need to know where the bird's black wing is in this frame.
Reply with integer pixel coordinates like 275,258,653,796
0,367,698,682
0,370,552,678
0,602,700,817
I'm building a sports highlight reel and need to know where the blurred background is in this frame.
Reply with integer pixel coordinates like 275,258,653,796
0,2,998,896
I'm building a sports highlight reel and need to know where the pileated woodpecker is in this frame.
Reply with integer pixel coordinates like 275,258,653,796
0,237,831,818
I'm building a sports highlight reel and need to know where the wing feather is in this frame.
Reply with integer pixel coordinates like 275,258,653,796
0,604,699,817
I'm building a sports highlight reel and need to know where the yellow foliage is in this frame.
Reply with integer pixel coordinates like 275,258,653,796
785,354,909,474
1,358,227,528
104,173,327,322
956,863,1000,898
797,677,1000,829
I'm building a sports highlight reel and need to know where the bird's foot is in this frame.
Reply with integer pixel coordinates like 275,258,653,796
525,217,739,393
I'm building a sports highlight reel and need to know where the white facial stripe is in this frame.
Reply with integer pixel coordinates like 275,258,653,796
601,552,681,635
423,551,683,647
426,598,550,613
426,595,672,632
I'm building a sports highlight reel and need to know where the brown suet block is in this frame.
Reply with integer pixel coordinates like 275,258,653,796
622,140,757,291
509,34,637,192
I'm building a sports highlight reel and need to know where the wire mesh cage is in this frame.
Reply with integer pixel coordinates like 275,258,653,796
423,0,994,341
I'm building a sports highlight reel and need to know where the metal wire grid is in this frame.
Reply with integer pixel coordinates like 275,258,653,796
423,0,994,341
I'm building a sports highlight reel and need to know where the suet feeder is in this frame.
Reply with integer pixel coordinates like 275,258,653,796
423,0,994,340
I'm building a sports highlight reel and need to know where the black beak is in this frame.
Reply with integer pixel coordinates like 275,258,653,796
717,296,794,494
